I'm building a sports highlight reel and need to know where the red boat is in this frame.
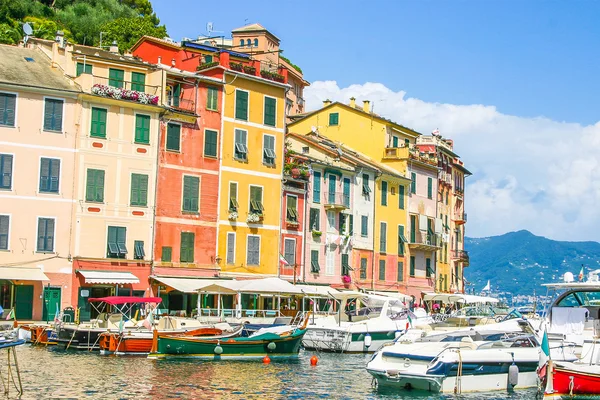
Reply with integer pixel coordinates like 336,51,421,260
540,360,600,399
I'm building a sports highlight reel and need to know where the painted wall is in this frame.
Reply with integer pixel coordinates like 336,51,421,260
280,186,306,280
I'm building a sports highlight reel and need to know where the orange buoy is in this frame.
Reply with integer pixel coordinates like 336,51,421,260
263,355,271,364
310,355,318,366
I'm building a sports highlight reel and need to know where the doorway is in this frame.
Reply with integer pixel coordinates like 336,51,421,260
15,285,34,320
42,286,61,322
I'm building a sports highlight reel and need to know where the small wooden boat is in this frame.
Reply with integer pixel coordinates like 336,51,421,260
30,325,57,346
540,360,600,399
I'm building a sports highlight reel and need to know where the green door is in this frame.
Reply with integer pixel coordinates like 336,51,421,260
328,175,336,203
42,286,61,322
15,285,33,320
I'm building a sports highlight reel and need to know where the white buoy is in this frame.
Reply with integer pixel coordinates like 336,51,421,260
364,333,372,348
214,345,223,354
508,363,519,387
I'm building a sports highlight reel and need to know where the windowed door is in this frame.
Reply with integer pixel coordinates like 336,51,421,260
42,286,61,322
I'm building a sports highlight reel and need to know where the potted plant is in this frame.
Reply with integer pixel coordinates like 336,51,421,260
243,65,256,74
229,62,243,72
228,211,238,220
342,274,352,288
247,213,261,223
312,230,322,237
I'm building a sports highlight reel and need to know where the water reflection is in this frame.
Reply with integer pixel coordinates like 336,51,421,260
10,345,537,399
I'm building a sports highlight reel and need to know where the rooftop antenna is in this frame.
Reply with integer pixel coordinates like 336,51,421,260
23,23,33,45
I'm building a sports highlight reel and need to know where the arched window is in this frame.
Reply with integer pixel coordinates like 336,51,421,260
254,39,258,47
246,39,251,47
239,39,244,47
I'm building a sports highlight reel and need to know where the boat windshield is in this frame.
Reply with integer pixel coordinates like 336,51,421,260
476,335,539,349
557,290,600,307
450,305,495,318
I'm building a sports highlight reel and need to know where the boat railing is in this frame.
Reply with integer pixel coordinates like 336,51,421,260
198,308,282,319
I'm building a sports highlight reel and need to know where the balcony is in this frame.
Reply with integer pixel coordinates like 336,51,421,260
383,146,409,160
81,75,160,105
324,192,350,210
408,232,442,251
453,212,467,225
451,250,470,266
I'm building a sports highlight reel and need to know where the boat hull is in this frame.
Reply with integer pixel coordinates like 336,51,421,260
30,325,57,346
303,328,400,353
55,325,105,350
544,362,600,399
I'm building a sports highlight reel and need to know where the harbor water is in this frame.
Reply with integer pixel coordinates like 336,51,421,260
11,345,538,399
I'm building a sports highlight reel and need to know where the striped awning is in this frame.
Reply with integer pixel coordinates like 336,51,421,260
78,270,139,285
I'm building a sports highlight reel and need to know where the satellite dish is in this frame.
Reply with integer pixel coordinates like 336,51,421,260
564,272,574,283
23,23,33,36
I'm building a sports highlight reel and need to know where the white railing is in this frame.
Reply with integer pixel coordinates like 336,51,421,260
198,308,282,319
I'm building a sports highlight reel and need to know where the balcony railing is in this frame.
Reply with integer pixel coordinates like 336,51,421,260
408,232,441,250
83,75,161,105
453,212,467,225
451,250,470,266
324,192,350,209
383,146,408,160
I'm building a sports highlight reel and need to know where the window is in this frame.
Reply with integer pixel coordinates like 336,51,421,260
361,215,368,237
0,215,9,250
43,98,63,132
309,208,320,231
397,261,404,282
170,84,181,107
85,169,105,202
135,114,150,144
338,214,346,233
398,225,407,256
234,129,248,161
325,246,334,275
427,177,433,199
207,87,218,111
379,222,387,253
107,226,126,258
379,259,386,281
246,235,260,266
362,174,371,196
284,238,296,265
226,232,235,265
254,38,258,47
108,68,124,88
161,246,172,262
76,62,92,76
360,258,367,279
445,190,449,205
0,93,16,126
90,107,107,138
246,39,251,47
249,186,264,215
343,178,350,207
392,136,399,148
235,90,249,120
36,218,55,253
263,134,275,165
39,158,60,193
410,172,416,194
381,181,388,205
134,240,145,260
180,232,195,263
310,250,320,273
131,72,146,92
341,253,351,276
182,176,200,212
329,112,339,126
130,173,148,206
348,214,354,235
426,258,432,278
410,256,416,277
239,39,244,47
313,171,321,202
0,154,12,190
166,123,181,152
410,215,416,242
264,96,276,126
229,182,239,211
327,211,336,231
286,195,298,222
399,185,405,209
204,129,218,157
327,175,336,204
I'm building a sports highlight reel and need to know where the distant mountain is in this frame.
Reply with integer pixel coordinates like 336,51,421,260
464,230,600,296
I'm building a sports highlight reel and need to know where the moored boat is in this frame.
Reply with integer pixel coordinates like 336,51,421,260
540,360,600,399
30,324,57,346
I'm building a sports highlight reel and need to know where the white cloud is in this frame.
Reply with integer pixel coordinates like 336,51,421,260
304,81,600,241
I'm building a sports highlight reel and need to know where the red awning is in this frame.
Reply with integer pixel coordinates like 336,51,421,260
88,296,162,305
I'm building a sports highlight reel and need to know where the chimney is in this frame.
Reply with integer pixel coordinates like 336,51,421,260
55,31,65,48
362,100,370,113
349,97,356,108
109,40,119,54
323,99,332,107
157,56,162,64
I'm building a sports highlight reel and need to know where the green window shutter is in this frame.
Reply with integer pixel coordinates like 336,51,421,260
310,250,320,273
166,123,181,151
44,99,63,132
130,174,148,206
360,258,367,279
398,225,405,255
343,178,350,207
381,181,388,205
131,72,146,91
405,139,410,147
410,215,416,242
427,177,433,199
361,215,368,237
234,129,248,160
204,129,218,157
109,68,124,88
362,174,371,196
411,172,416,194
313,171,321,203
161,246,172,262
235,90,248,120
379,259,386,281
37,218,54,252
286,196,298,221
380,222,387,253
338,214,345,233
229,182,238,211
397,261,404,282
410,256,415,276
207,87,218,110
76,62,92,76
348,215,354,235
86,169,105,202
134,114,150,144
0,215,9,250
182,176,200,212
328,175,336,204
90,107,107,138
0,154,12,189
134,240,145,259
264,97,276,126
392,136,399,147
309,208,320,231
180,232,195,263
426,258,432,277
263,135,275,165
399,185,405,209
249,186,263,214
39,158,60,193
0,93,16,126
329,112,339,126
341,254,349,276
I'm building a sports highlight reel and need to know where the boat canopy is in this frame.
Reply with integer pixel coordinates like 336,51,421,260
422,292,499,304
329,290,368,300
365,290,412,301
88,296,162,305
295,284,340,297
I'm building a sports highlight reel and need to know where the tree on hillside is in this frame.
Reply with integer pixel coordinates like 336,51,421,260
100,15,166,53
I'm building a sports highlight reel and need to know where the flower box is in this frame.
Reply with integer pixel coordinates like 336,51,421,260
197,61,219,71
91,84,159,105
247,213,262,223
242,65,256,75
228,211,238,220
286,220,299,227
311,230,322,237
230,62,243,72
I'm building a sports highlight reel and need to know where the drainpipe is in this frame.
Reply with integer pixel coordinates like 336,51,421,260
301,177,308,283
371,170,381,290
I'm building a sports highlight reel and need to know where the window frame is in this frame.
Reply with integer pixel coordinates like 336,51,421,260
397,261,404,282
85,168,105,203
161,246,172,262
0,214,10,251
262,133,276,166
0,91,17,127
246,234,261,266
399,184,405,209
134,112,151,145
248,185,264,215
204,128,219,158
181,175,200,213
106,226,127,259
90,106,108,139
133,240,145,260
312,171,321,203
379,221,387,253
180,231,195,263
310,250,320,273
228,181,239,212
42,96,65,133
361,215,368,237
427,177,433,199
130,71,146,92
36,217,56,253
226,232,236,265
309,208,320,231
410,172,416,194
130,173,149,207
108,68,125,89
286,194,298,222
379,259,386,281
234,128,248,161
166,122,182,152
76,62,92,76
38,156,61,194
328,112,339,126
360,258,367,279
206,87,219,111
381,180,388,206
263,95,277,127
283,237,296,266
234,89,249,121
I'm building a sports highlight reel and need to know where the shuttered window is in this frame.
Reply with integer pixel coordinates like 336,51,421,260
134,114,150,144
410,172,416,194
263,135,275,165
0,93,16,126
39,158,60,193
226,233,235,264
234,129,248,161
341,253,350,276
204,129,218,157
182,176,200,212
108,68,124,88
397,261,404,282
398,225,406,256
246,236,260,266
0,215,9,250
379,259,386,281
166,123,181,152
361,215,368,237
380,222,387,253
362,174,371,196
235,90,248,120
131,72,146,92
286,196,298,222
426,258,432,278
180,232,195,263
309,208,320,231
130,173,148,206
229,182,239,211
310,250,320,273
399,185,405,209
264,96,276,126
427,177,433,199
76,62,92,76
338,214,346,233
90,107,107,138
343,178,350,207
43,98,63,132
37,218,55,252
249,186,263,214
360,258,367,279
107,226,127,258
283,238,295,265
161,246,172,262
85,169,105,202
348,214,354,235
410,256,416,277
329,112,339,126
381,181,388,206
134,240,145,260
313,171,321,203
207,87,218,111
